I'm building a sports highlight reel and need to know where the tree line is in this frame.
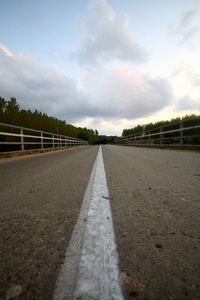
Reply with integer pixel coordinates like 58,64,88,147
122,115,199,137
0,97,98,142
121,114,200,144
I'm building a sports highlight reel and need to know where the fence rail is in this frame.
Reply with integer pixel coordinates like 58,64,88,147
116,116,200,145
0,122,88,152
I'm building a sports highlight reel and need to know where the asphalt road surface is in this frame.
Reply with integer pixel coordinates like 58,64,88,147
0,146,99,299
0,145,200,299
103,145,200,300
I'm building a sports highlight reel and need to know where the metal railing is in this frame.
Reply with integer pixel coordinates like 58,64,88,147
116,116,200,145
0,122,88,152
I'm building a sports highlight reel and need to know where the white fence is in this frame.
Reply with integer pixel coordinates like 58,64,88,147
116,116,200,145
0,122,88,152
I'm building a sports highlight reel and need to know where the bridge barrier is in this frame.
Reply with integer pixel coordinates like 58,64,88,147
0,122,88,152
116,116,200,146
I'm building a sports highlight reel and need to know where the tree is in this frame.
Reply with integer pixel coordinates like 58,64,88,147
0,97,6,122
5,97,20,125
0,96,95,141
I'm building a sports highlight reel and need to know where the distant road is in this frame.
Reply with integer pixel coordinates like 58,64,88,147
0,145,200,299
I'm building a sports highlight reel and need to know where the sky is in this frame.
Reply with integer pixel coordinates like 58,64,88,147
0,0,200,136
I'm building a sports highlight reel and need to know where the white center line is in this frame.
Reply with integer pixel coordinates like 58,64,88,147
53,146,123,300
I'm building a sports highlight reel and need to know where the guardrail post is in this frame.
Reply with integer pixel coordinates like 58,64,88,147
20,129,24,151
180,121,184,145
160,127,163,145
41,132,43,149
52,134,55,148
134,135,136,144
148,131,151,144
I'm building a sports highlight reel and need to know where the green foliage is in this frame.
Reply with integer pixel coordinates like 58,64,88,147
0,97,98,141
122,125,143,137
0,97,6,121
122,115,199,137
94,135,117,145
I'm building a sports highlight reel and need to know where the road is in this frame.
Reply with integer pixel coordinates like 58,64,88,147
0,146,99,299
0,145,200,299
103,145,200,299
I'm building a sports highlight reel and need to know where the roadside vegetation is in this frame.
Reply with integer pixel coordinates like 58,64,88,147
122,115,199,136
0,97,99,142
1,97,199,147
121,115,200,145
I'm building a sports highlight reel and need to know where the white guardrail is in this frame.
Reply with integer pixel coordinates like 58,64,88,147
0,122,88,152
117,116,200,145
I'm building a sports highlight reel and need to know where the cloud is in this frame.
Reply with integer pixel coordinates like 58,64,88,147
171,59,188,76
0,46,90,122
83,67,172,119
73,0,148,65
189,72,200,87
175,95,200,112
0,43,14,57
169,8,200,45
0,44,172,130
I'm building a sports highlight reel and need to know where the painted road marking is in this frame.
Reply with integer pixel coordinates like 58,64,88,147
53,146,123,300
